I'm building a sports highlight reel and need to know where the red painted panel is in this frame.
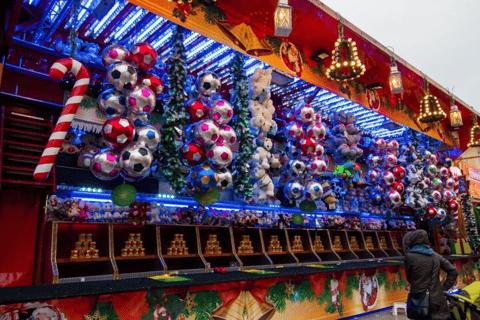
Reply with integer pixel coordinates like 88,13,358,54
0,189,42,287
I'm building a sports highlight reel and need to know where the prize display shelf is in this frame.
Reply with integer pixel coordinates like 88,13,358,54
46,222,407,284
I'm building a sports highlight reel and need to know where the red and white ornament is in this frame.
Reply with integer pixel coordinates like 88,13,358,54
426,207,438,219
129,42,157,71
308,158,327,177
392,166,406,181
207,142,233,169
102,117,135,148
180,140,206,167
445,177,456,190
211,99,234,125
382,171,396,185
297,137,317,156
431,190,442,203
127,85,156,114
439,167,451,178
185,99,209,123
138,73,163,95
393,182,405,194
193,120,219,146
285,121,304,140
306,122,326,140
218,125,236,147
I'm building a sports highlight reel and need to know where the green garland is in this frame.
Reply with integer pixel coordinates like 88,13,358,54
187,291,221,320
461,193,480,252
345,274,359,299
230,53,254,201
159,26,188,192
377,271,391,292
87,302,120,320
294,280,316,302
267,282,287,312
392,269,407,291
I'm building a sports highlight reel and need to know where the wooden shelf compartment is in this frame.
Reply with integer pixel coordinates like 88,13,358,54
231,228,270,267
198,226,238,269
328,230,359,261
53,223,113,281
112,224,163,275
286,228,320,263
260,228,297,265
159,225,204,271
308,229,340,262
345,230,374,260
362,231,388,259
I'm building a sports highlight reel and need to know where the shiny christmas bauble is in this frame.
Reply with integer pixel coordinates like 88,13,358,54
196,71,221,97
180,140,206,167
97,89,127,118
90,149,121,180
185,99,209,123
106,62,137,91
129,42,157,71
138,73,163,95
102,117,135,148
101,44,128,67
127,85,156,114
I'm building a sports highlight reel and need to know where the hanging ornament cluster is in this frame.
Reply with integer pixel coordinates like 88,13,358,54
280,101,328,208
418,78,446,123
248,68,277,135
182,71,236,200
365,138,405,207
461,193,480,252
90,43,162,182
467,114,480,148
326,22,365,82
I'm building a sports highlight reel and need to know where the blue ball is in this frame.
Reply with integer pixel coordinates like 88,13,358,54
188,164,218,193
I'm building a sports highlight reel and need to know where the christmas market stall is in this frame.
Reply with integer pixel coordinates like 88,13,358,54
0,0,479,319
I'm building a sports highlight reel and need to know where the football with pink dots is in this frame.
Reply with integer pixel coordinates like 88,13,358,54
102,117,135,148
90,149,121,180
101,44,128,67
210,99,234,125
193,120,220,146
207,143,233,169
127,85,156,114
308,158,327,177
294,103,315,123
284,121,304,140
218,125,237,147
306,122,326,140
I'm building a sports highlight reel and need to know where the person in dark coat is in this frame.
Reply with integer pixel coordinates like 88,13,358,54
404,229,459,320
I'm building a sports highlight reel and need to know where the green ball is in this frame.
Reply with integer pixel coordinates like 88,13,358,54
111,184,137,206
299,200,317,213
291,213,304,225
193,190,220,205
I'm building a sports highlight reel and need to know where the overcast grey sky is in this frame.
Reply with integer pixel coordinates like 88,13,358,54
321,0,480,112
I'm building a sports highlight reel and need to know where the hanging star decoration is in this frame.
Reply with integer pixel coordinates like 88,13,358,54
84,310,107,320
185,292,197,313
285,282,295,297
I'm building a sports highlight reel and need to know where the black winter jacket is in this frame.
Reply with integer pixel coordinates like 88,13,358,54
404,230,458,320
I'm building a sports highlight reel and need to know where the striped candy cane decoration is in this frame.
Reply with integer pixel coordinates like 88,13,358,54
34,58,90,182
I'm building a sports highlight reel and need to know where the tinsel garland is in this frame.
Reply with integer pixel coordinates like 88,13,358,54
230,53,254,201
158,26,188,192
461,193,480,252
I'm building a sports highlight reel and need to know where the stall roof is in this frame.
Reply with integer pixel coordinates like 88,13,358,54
14,0,477,147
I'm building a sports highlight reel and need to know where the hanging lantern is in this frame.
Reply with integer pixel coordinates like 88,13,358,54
467,114,480,148
418,78,446,123
389,58,403,94
449,95,463,129
274,0,292,38
326,22,365,82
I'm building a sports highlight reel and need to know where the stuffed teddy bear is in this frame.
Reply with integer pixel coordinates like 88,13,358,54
149,202,160,223
102,202,114,222
252,165,275,202
80,133,99,154
251,137,280,169
248,68,277,134
61,132,79,154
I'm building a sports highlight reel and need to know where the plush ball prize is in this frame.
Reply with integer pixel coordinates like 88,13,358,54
366,170,379,183
432,178,443,190
308,158,327,177
445,178,456,190
439,167,450,178
287,159,306,177
188,164,218,193
120,144,153,177
443,190,455,201
285,141,300,158
374,138,387,152
138,73,163,95
134,125,160,151
387,140,399,152
218,125,236,146
426,164,438,177
383,154,397,167
367,155,382,168
211,99,234,125
193,120,219,146
386,190,402,206
185,99,209,123
285,122,304,140
129,112,151,127
180,140,206,167
448,199,459,212
207,143,233,169
306,122,326,140
196,71,221,97
431,190,442,203
284,180,304,201
101,44,128,67
426,207,438,219
127,85,156,114
97,89,126,117
90,149,121,180
216,167,233,191
297,137,317,156
382,171,395,186
315,144,325,156
295,103,315,123
106,62,137,91
129,42,156,71
392,166,406,181
393,182,405,194
102,117,135,148
304,181,323,201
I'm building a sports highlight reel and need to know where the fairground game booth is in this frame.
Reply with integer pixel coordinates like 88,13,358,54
0,0,479,319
